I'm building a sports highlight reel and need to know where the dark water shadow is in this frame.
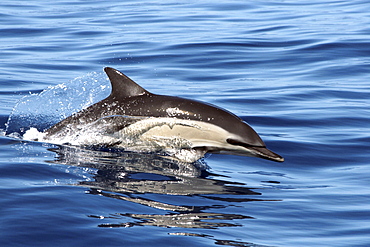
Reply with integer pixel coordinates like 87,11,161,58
47,145,277,246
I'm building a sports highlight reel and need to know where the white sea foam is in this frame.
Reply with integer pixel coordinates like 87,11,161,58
23,127,46,141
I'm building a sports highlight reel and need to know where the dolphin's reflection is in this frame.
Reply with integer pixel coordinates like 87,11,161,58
49,146,268,230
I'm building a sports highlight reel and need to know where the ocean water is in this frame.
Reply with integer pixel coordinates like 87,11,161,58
1,1,369,246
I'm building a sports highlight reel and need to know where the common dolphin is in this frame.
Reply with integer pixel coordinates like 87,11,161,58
43,67,284,163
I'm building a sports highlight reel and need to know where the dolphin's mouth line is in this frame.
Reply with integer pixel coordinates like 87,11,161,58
226,138,266,149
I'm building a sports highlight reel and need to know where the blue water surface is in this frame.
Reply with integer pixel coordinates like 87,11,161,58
1,1,370,246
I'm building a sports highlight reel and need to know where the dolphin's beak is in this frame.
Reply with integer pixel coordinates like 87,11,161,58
247,146,284,162
226,138,284,162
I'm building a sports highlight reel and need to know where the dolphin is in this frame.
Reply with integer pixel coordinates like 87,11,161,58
43,67,284,163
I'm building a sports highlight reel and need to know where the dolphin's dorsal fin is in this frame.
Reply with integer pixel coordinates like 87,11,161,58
104,67,150,98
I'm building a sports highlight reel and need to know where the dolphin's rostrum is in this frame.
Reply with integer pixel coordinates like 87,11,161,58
44,67,284,163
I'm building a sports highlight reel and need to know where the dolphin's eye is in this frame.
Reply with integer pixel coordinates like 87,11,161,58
226,138,265,148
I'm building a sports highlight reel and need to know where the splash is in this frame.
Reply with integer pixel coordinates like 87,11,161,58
6,71,110,136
